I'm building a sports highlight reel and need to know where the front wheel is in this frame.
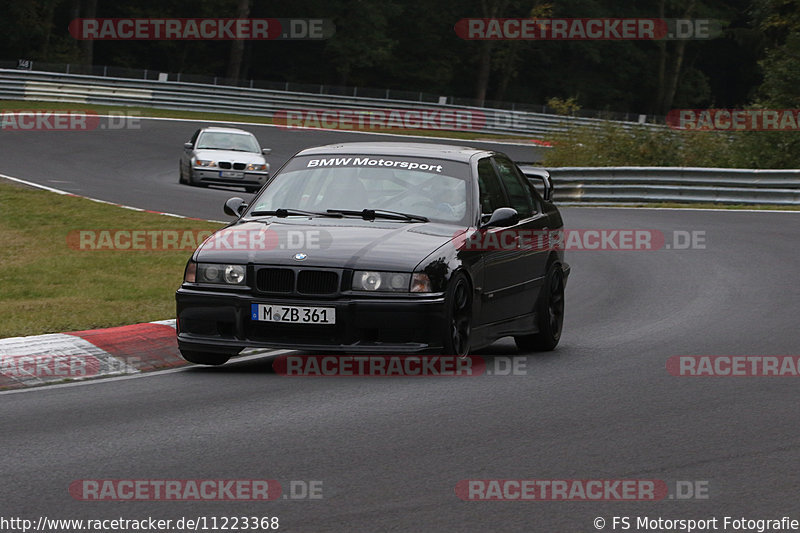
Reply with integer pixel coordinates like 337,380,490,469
442,273,472,356
515,263,565,352
180,350,231,366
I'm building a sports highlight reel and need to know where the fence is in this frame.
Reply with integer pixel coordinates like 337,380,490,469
0,68,662,138
2,69,797,206
519,166,800,206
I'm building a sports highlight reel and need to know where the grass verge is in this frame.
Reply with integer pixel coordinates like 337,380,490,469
0,180,223,338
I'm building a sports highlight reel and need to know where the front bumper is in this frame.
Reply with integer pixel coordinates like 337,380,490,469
191,168,268,188
176,287,447,355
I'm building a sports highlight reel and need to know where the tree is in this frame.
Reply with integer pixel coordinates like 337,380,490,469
225,0,250,82
323,0,400,86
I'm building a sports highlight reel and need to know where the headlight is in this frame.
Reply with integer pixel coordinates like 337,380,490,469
352,271,411,292
195,159,217,167
188,263,246,285
246,163,268,171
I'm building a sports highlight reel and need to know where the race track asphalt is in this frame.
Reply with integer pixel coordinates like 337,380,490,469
2,119,799,532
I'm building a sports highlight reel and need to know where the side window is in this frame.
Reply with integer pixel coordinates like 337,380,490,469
477,158,507,218
493,157,535,219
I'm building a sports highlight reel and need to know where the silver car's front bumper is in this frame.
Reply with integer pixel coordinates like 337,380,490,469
191,168,268,188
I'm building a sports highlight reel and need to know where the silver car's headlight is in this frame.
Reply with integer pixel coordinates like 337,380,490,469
187,263,246,285
246,163,268,171
195,159,217,167
351,271,413,292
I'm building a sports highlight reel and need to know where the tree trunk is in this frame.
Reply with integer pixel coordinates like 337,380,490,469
656,0,696,114
654,0,667,114
475,42,493,105
661,39,688,113
80,0,97,71
226,0,251,82
473,0,507,105
41,0,59,61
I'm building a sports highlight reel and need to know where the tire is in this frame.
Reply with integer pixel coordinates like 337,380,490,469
180,350,231,366
515,262,565,352
179,162,187,184
442,273,472,356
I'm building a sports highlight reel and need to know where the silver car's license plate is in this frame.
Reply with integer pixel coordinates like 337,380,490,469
219,170,245,178
251,304,335,324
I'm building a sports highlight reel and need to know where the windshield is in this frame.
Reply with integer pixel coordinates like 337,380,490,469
196,132,260,152
248,155,471,224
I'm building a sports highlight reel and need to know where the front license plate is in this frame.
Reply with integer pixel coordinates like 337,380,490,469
219,170,244,178
251,303,336,324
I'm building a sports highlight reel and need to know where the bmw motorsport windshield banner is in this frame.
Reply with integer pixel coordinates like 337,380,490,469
281,155,469,177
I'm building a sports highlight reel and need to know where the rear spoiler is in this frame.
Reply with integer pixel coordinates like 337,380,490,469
516,163,554,202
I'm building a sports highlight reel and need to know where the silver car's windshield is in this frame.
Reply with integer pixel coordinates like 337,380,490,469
248,155,470,224
196,132,260,152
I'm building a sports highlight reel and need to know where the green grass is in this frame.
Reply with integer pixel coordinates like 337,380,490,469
0,99,531,141
0,181,223,338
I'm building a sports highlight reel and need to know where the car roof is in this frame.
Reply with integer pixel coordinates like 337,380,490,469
296,142,494,163
200,127,254,135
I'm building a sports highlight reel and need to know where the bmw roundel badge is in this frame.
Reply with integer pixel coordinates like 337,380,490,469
294,253,308,261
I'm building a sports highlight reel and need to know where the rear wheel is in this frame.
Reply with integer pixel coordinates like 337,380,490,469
515,263,564,352
180,350,231,366
442,273,472,356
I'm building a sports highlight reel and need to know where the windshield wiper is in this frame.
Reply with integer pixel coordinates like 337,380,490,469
249,208,342,218
326,208,428,222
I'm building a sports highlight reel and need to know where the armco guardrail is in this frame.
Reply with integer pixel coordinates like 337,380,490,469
3,69,794,206
519,166,800,206
0,69,662,137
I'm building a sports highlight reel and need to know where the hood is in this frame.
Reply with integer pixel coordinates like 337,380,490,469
193,149,265,165
195,218,466,271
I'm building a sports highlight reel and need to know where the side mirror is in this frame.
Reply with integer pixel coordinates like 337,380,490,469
482,207,519,229
224,197,247,217
261,148,272,156
184,142,193,149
